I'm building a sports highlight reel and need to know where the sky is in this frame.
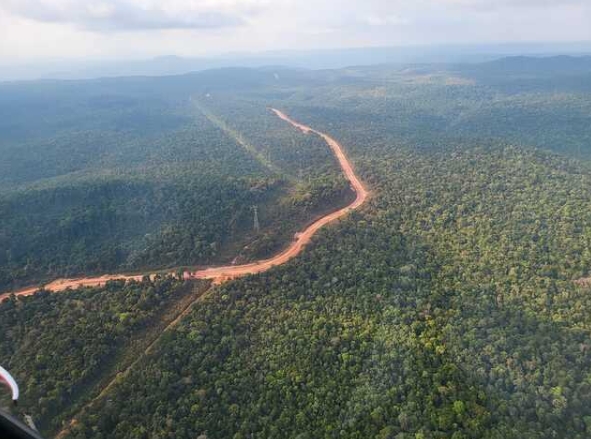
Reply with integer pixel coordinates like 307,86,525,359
0,0,590,63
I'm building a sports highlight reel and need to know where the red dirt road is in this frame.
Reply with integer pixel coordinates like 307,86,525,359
2,109,368,300
186,109,368,283
1,274,147,301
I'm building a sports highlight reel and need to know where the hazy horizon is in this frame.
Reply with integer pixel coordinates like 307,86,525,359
2,41,591,82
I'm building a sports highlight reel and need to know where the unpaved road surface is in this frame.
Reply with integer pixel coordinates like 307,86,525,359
4,275,147,300
3,109,368,300
186,109,368,282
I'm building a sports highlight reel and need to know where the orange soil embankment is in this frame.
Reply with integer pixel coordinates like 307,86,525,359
0,274,146,301
3,109,368,300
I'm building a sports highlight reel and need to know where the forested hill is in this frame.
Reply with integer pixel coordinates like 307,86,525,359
3,57,591,438
465,55,591,78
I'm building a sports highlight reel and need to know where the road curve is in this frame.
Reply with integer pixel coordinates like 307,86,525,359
187,109,368,283
2,109,368,300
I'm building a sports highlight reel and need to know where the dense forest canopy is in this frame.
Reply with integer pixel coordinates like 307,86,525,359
2,56,591,438
0,276,210,432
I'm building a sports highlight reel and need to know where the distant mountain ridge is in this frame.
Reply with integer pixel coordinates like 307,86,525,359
464,55,591,77
2,42,591,82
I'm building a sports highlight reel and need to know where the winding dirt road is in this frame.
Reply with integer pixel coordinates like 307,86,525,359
2,109,368,300
186,109,368,282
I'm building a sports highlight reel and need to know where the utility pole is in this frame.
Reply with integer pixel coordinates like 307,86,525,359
253,205,260,232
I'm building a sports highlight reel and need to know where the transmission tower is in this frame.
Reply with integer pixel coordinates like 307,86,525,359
253,205,260,232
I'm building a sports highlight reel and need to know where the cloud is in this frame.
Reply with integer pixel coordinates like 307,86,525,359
362,14,409,27
0,0,589,63
2,0,587,34
0,0,265,31
446,0,581,5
